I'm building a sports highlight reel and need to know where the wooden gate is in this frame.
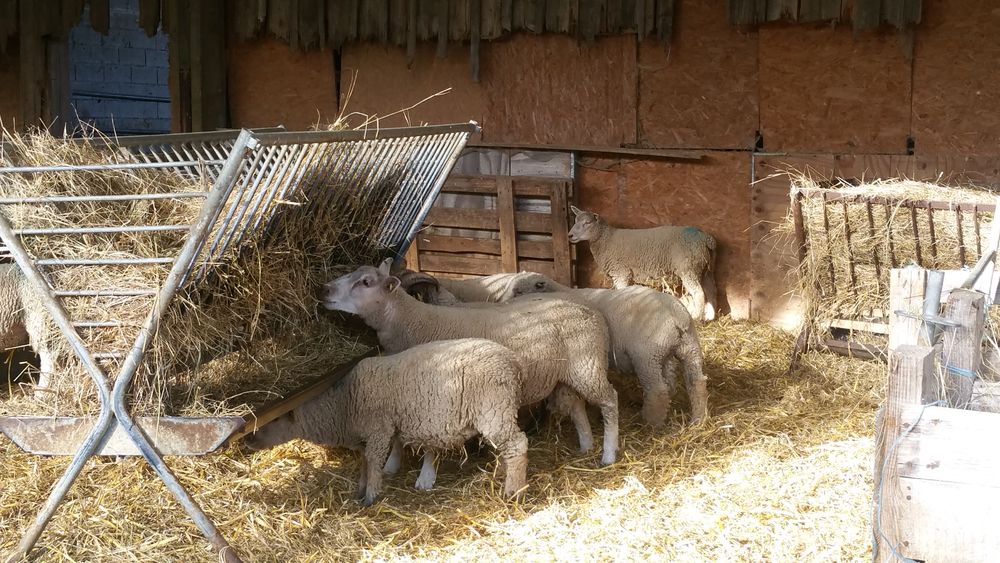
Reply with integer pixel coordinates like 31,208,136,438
404,174,575,285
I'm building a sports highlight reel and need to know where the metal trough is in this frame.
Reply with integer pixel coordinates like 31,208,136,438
0,122,479,562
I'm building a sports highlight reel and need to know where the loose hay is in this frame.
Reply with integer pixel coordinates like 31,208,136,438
0,319,884,562
775,174,999,347
0,127,389,416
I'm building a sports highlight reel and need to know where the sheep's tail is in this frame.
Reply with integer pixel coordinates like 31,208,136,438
703,231,718,273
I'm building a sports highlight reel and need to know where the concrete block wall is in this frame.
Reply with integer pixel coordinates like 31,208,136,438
69,0,170,134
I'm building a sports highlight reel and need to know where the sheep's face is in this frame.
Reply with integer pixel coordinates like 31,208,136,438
322,264,401,316
244,412,299,451
568,207,602,243
502,272,556,301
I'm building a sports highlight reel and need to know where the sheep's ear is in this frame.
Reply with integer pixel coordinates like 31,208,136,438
378,257,393,275
535,280,545,289
569,205,583,216
385,276,401,293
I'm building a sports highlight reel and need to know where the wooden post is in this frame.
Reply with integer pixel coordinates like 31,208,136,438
888,268,927,351
941,289,985,409
497,177,518,273
549,181,572,286
873,344,934,562
403,237,421,271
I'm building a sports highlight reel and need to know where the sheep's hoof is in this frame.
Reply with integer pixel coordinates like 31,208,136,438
361,493,379,507
600,451,617,466
414,475,436,491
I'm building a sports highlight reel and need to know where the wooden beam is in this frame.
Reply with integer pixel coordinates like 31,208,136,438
941,289,985,409
888,268,927,351
549,180,572,285
465,141,704,160
497,176,518,272
424,207,553,233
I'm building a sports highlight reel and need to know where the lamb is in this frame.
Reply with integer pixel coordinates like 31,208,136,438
0,264,55,387
433,273,523,304
499,271,708,425
323,260,620,466
567,206,718,322
245,338,529,505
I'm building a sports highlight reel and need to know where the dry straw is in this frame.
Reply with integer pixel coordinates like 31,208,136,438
0,319,884,562
0,126,384,417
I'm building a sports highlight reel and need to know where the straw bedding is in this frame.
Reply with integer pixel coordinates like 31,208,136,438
0,319,884,561
0,128,386,417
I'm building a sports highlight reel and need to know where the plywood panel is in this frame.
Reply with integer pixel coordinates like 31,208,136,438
228,38,339,129
482,33,637,147
0,42,18,128
340,42,486,129
759,25,910,153
576,152,752,318
912,1,1000,155
751,154,836,328
638,0,757,149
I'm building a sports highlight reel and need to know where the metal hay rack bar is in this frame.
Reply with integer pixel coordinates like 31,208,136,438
0,122,479,562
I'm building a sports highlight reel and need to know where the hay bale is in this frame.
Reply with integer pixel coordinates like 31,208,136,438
0,127,384,416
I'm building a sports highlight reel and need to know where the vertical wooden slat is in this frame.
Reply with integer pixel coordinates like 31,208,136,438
501,0,513,31
974,205,982,258
909,204,922,266
655,0,674,40
190,0,227,131
791,190,807,267
406,0,416,63
866,201,883,291
89,0,110,34
842,200,857,291
469,0,480,81
955,208,966,267
168,0,192,132
436,0,448,56
853,0,880,30
19,0,45,126
404,237,421,271
497,177,518,273
885,204,898,267
138,0,161,36
821,196,837,291
926,204,937,265
550,180,573,285
941,289,984,409
888,267,927,351
62,0,86,32
766,0,798,21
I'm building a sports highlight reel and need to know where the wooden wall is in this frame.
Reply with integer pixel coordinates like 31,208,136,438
0,43,18,127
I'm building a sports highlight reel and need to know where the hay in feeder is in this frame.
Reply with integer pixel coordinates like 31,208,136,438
0,319,884,561
0,127,389,416
774,173,998,345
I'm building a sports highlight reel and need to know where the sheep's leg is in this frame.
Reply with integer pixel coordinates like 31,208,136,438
701,269,718,322
361,433,392,506
496,430,529,498
383,437,403,475
677,334,708,423
634,355,672,427
568,381,619,465
36,350,52,389
414,450,438,491
679,272,706,322
548,386,594,452
356,455,369,500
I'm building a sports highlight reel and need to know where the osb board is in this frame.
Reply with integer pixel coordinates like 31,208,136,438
227,38,339,130
836,154,1000,187
339,43,486,130
912,0,1000,155
482,34,637,147
0,43,18,127
576,152,751,318
751,154,836,329
638,0,758,149
759,24,911,153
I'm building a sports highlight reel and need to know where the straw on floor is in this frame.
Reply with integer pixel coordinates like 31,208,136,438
0,319,884,562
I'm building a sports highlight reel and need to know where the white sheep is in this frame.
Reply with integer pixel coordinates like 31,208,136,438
245,338,529,505
323,261,620,466
0,264,55,387
500,271,708,425
568,206,718,322
434,273,523,303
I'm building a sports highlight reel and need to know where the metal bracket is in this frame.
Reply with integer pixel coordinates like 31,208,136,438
893,309,963,329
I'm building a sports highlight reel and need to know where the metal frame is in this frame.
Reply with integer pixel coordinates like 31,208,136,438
0,122,478,561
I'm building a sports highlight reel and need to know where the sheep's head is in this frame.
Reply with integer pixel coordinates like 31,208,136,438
244,411,300,451
322,260,401,316
568,206,603,243
500,272,558,301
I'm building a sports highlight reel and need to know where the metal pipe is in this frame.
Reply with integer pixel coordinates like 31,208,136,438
0,214,115,563
0,160,225,174
38,257,174,266
16,225,191,235
0,192,208,204
73,321,129,328
923,270,945,345
255,121,480,146
389,134,452,247
961,248,997,290
107,130,255,563
54,289,158,297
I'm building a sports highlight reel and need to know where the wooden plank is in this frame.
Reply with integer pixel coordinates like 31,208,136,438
419,254,501,276
941,289,984,409
138,0,161,36
89,0,110,34
416,234,555,259
466,140,704,161
888,268,927,351
872,344,934,563
403,237,420,270
892,477,1000,563
766,0,798,20
469,0,481,81
424,207,553,233
820,339,886,361
970,380,1000,414
497,176,518,272
852,0,880,30
549,181,572,285
167,0,192,131
826,318,889,335
897,405,1000,488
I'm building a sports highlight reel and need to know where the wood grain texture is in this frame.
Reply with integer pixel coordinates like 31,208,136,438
576,152,751,318
227,37,339,129
638,0,758,149
759,24,910,153
912,0,1000,155
482,34,637,147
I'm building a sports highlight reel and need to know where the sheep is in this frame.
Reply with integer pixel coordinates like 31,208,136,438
433,273,523,304
322,260,620,466
245,338,529,505
0,264,55,387
567,206,718,323
499,271,708,425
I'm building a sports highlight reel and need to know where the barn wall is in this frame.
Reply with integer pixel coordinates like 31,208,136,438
227,38,339,129
0,43,17,127
912,0,1000,155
